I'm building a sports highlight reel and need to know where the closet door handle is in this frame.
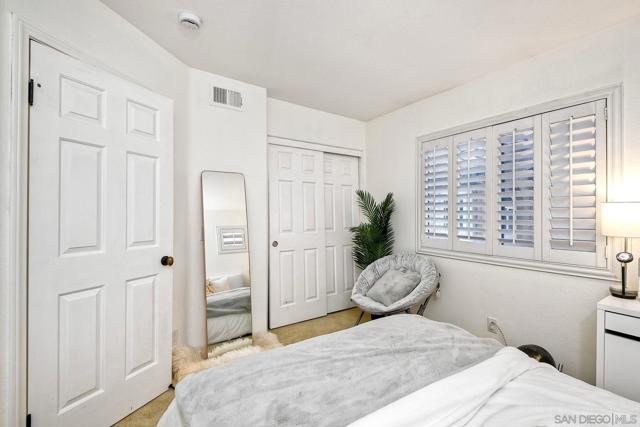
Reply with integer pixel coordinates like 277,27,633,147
272,241,279,248
161,256,174,266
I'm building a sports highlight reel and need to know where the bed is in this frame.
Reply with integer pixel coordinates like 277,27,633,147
206,286,252,344
159,315,640,427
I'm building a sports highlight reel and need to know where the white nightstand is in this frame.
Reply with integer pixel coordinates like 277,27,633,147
597,295,640,402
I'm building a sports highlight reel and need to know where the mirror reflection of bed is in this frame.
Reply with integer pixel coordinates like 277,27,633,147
201,171,252,349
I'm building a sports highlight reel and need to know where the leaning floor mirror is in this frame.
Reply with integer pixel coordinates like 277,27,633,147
201,171,252,348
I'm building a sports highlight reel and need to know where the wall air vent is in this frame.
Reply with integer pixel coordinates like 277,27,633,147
211,85,243,111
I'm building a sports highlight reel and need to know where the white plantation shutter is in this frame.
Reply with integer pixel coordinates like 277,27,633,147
453,129,490,254
542,100,606,267
417,96,610,272
493,117,540,259
421,137,452,249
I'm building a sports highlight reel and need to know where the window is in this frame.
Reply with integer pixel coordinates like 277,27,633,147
418,97,610,271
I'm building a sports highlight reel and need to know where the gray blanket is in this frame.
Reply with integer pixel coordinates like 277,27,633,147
175,315,502,427
206,287,251,318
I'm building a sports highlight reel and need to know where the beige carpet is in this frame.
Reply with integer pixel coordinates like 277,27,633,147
113,307,367,426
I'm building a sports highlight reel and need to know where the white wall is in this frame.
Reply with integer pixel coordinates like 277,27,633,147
366,17,640,383
181,68,268,345
268,98,366,150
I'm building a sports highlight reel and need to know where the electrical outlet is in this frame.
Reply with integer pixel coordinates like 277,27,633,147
487,316,499,334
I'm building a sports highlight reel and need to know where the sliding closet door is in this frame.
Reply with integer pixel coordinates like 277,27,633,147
269,145,327,328
324,154,359,313
28,41,173,427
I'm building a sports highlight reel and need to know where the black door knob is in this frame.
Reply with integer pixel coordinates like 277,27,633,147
272,241,278,247
161,256,174,266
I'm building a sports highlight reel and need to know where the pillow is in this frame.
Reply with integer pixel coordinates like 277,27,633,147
366,267,421,307
226,273,245,289
210,276,230,293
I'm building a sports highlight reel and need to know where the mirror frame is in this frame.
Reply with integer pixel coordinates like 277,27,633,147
200,170,252,355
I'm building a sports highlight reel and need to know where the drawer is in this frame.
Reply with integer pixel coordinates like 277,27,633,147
604,332,640,401
605,311,640,338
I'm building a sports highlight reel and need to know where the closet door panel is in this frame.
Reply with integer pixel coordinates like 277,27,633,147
268,145,327,328
324,153,359,313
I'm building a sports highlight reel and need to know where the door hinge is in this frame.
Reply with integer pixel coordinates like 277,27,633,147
26,413,31,427
28,79,34,106
604,106,608,121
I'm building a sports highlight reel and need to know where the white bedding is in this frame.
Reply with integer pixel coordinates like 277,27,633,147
206,312,251,344
349,347,640,427
160,346,640,427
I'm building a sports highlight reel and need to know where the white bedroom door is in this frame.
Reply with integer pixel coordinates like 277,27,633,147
268,145,327,328
28,41,173,427
324,154,359,313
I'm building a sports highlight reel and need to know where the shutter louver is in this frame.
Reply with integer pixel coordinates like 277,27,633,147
548,112,597,253
222,231,245,247
424,144,449,240
456,136,486,242
496,125,535,248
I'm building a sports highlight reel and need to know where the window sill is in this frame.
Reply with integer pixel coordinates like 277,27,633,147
416,246,617,281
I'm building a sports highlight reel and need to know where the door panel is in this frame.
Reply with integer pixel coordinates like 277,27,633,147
324,154,360,312
303,248,320,300
325,246,337,295
269,145,327,328
59,139,105,255
302,182,318,231
59,75,106,125
126,100,158,139
58,286,104,413
278,250,295,306
126,153,158,247
125,275,157,378
343,245,356,293
28,41,173,427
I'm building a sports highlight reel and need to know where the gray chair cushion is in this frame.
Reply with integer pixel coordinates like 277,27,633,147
366,268,421,306
351,253,438,315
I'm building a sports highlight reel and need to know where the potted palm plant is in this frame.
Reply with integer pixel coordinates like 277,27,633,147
350,190,395,271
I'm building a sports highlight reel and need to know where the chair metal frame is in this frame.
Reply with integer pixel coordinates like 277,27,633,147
355,274,441,326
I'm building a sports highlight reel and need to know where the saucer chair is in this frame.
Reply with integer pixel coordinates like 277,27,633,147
351,253,440,325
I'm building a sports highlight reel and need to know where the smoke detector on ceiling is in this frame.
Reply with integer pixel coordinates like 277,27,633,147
178,11,202,30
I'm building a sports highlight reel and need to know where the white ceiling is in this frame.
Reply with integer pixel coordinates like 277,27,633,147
101,0,640,120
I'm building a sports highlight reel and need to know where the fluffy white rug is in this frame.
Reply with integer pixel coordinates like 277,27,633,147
172,332,282,384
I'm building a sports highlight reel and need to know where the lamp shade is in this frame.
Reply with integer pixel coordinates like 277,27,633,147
601,202,640,237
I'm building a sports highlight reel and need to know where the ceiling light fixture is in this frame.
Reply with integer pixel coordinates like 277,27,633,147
178,11,202,30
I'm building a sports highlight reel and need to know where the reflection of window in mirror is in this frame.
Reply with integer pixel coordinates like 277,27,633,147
217,226,248,254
